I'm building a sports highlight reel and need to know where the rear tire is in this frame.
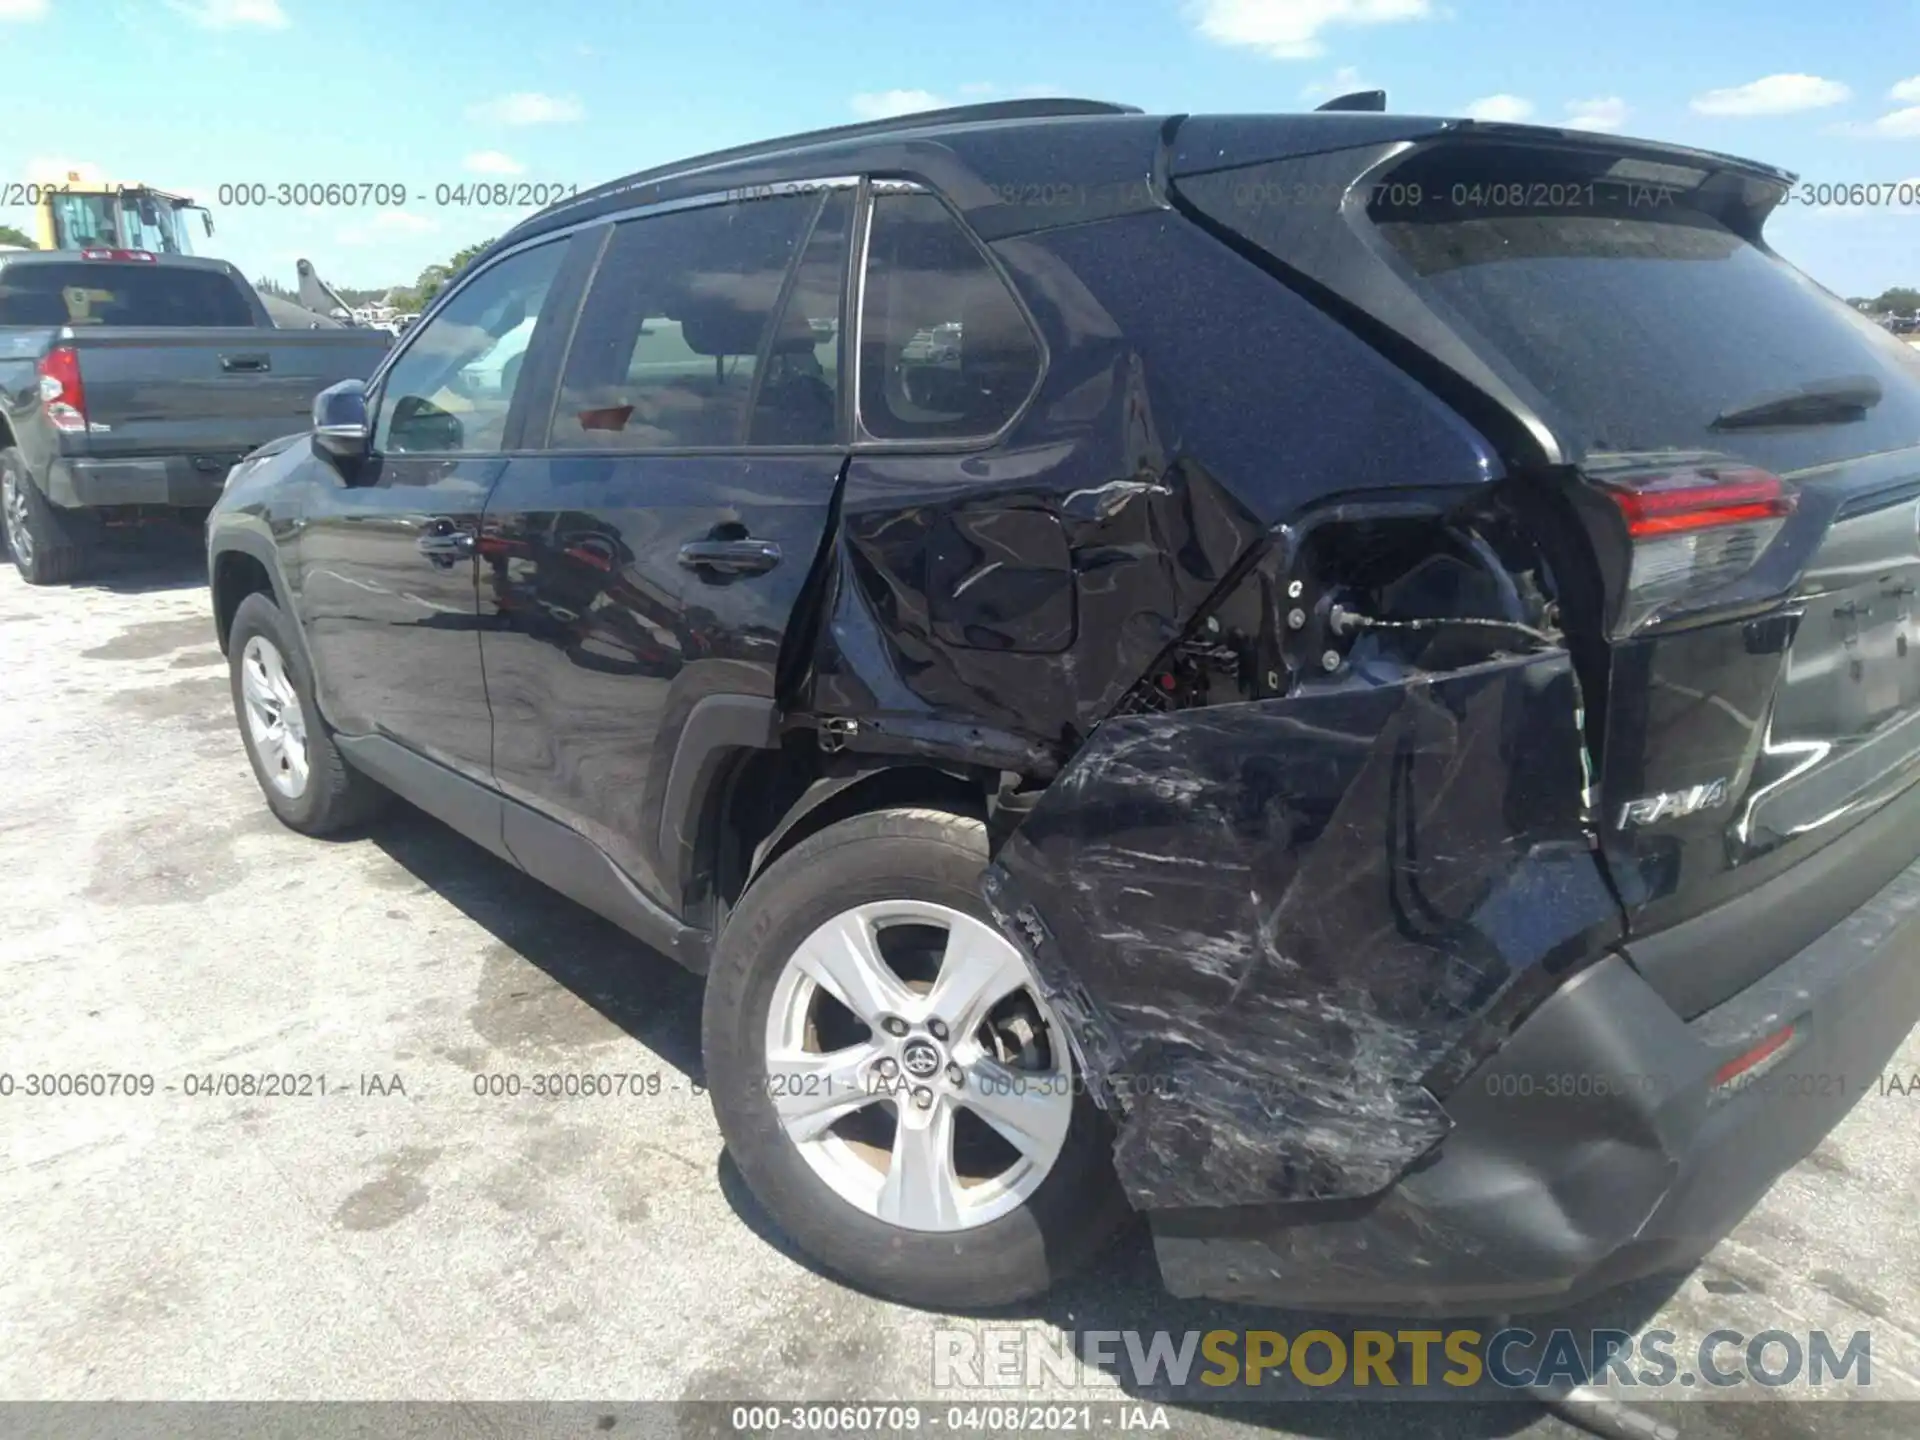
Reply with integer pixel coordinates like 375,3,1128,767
703,806,1130,1309
2,449,88,586
227,591,387,835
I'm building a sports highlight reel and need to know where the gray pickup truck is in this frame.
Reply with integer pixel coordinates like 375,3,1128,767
0,249,390,583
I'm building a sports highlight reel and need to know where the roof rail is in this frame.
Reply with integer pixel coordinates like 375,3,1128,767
545,98,1141,216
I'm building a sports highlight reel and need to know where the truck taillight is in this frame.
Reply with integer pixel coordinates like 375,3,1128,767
37,346,88,434
1590,456,1796,631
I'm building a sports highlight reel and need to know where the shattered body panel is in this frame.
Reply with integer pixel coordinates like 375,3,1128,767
983,650,1623,1210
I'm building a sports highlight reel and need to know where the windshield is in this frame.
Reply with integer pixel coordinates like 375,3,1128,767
48,191,196,256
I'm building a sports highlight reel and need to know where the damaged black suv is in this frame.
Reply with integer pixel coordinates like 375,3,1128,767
206,97,1920,1314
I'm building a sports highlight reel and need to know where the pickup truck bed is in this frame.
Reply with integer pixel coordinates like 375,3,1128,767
0,251,389,584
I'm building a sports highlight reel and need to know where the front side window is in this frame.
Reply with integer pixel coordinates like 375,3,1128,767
549,192,823,450
374,239,567,456
857,192,1041,441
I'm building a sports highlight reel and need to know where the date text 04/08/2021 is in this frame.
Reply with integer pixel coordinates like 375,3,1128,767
0,1072,404,1098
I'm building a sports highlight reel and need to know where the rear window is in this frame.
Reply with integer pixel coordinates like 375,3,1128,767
0,263,254,328
1190,142,1920,475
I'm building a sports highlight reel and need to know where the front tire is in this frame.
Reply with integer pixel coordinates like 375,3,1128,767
2,449,88,586
227,591,386,835
703,807,1130,1309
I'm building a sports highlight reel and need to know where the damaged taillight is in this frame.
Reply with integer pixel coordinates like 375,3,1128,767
1589,454,1796,632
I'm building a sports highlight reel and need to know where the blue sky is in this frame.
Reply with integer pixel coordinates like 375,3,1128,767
0,0,1913,296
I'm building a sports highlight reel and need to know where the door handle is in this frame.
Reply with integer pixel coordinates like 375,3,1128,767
220,353,271,373
678,538,781,575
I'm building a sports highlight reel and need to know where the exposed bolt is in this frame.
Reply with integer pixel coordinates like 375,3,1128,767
928,1018,949,1041
1287,580,1304,598
1265,670,1282,690
880,1016,908,1037
946,1062,965,1087
1204,615,1221,634
912,1086,935,1110
875,1056,899,1079
1321,650,1342,673
1286,608,1307,630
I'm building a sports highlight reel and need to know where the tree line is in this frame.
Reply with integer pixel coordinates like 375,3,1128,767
1850,288,1920,316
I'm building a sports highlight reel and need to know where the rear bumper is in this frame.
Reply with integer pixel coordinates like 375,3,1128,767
44,454,235,510
1151,843,1920,1315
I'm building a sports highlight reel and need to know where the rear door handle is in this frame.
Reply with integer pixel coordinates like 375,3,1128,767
220,353,271,373
678,538,781,575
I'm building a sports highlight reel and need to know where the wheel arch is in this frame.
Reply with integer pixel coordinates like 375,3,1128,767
211,547,277,654
207,527,337,724
697,748,994,928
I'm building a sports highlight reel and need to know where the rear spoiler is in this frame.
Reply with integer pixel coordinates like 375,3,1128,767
1168,117,1797,235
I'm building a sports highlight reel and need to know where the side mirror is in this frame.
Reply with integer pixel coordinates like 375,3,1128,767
388,394,464,453
313,379,370,468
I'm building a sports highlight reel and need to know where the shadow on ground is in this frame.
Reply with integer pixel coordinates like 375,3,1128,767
73,525,208,595
368,801,704,1082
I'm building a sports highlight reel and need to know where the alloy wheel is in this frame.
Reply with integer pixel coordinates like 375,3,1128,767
239,635,310,799
763,900,1075,1233
2,469,31,570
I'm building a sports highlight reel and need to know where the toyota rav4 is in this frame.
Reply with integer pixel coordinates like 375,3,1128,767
206,98,1920,1314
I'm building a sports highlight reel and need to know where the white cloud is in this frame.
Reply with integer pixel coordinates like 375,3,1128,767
850,89,951,119
1890,76,1920,103
0,0,49,21
165,0,288,28
463,150,525,175
1188,0,1432,61
1299,64,1372,101
1465,93,1534,122
1852,105,1920,138
1564,96,1629,131
466,92,583,125
1691,74,1850,117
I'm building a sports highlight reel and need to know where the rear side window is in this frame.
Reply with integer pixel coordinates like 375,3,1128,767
857,193,1041,441
549,192,822,450
750,190,850,446
0,263,254,327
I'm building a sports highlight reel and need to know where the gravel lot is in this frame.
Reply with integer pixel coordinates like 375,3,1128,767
4,533,1920,1440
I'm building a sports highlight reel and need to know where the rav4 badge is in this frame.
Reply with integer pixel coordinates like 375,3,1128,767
1618,778,1731,828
